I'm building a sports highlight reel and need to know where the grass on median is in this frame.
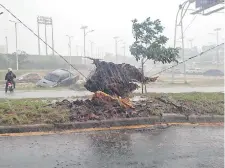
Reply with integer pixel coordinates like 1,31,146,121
0,99,70,125
133,92,224,101
0,92,224,126
132,92,224,115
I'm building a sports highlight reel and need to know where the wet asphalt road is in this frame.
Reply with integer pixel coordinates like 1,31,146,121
0,86,224,99
0,126,224,168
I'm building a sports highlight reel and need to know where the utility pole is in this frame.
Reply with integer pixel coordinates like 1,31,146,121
98,48,100,58
96,48,98,58
114,37,123,63
214,28,221,67
66,35,73,70
90,41,94,58
180,4,188,83
172,0,193,83
81,26,94,64
5,36,9,66
114,36,119,63
44,23,48,55
82,26,87,64
5,36,8,54
51,20,54,56
9,20,20,70
122,42,126,57
121,45,125,63
37,20,40,55
76,45,79,56
188,39,194,48
15,23,18,70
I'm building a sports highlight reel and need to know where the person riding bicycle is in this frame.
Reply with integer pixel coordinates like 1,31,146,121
5,68,16,93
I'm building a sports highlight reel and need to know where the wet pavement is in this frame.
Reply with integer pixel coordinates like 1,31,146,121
0,86,224,99
0,126,223,168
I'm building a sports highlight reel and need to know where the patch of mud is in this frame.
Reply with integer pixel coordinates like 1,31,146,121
51,95,224,122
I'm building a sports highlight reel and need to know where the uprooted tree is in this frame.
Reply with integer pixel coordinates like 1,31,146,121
130,17,179,93
84,57,160,98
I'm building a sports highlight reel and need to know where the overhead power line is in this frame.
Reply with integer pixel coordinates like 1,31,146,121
1,4,223,81
0,3,87,79
150,43,224,77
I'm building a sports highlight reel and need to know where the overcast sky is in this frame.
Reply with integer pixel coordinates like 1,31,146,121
0,0,224,56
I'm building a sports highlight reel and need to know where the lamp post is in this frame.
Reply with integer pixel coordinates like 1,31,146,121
66,35,73,70
122,42,126,57
9,20,20,70
90,41,94,58
81,26,94,64
113,36,119,63
214,28,221,67
209,28,222,66
76,45,79,56
114,37,123,63
5,36,8,54
5,36,9,66
172,0,194,83
188,38,194,48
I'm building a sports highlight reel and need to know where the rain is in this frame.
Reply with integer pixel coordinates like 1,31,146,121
0,0,224,167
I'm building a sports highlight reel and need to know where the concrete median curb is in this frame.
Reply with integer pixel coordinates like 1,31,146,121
0,114,223,134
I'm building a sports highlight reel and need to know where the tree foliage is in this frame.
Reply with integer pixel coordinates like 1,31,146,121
130,17,179,64
8,50,29,68
0,54,8,69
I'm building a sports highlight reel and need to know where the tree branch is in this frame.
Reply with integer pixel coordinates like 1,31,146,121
143,58,148,65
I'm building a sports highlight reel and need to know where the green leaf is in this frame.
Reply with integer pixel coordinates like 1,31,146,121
130,17,178,65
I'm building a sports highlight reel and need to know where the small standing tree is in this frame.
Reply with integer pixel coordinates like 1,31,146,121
130,17,179,93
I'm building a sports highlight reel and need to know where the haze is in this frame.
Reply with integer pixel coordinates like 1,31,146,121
0,0,224,56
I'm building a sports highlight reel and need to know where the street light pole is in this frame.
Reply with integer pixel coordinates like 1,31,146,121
44,23,48,55
172,4,181,83
172,0,193,84
5,36,8,54
51,20,54,56
81,26,94,64
83,27,86,64
122,42,126,57
66,35,73,70
180,2,191,84
9,20,20,70
5,36,9,66
15,23,18,70
76,45,79,56
188,39,194,48
214,28,221,67
90,41,94,58
114,37,119,63
37,19,41,55
114,37,123,63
